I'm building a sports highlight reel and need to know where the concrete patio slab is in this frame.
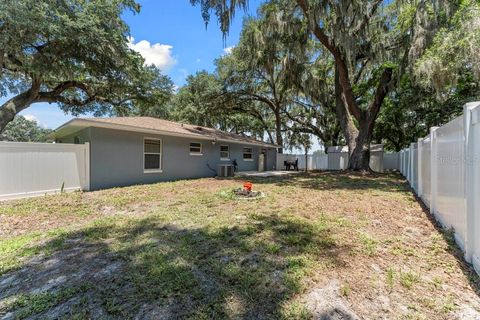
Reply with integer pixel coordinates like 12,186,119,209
235,170,301,178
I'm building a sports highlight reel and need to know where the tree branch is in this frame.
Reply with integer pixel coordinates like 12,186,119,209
351,0,383,35
296,0,363,121
365,67,393,136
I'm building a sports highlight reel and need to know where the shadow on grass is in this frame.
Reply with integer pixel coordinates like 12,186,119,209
228,171,410,193
0,212,349,319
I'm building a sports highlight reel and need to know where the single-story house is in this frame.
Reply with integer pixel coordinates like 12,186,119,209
53,117,279,190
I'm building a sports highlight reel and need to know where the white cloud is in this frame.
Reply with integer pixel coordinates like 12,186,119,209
23,114,38,122
128,37,177,72
223,46,235,55
23,114,47,128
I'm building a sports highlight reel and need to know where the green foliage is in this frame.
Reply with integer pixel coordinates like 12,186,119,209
190,0,248,37
415,0,480,92
167,70,268,139
169,71,223,127
374,72,479,151
120,66,175,118
0,0,173,131
214,9,307,148
0,115,52,142
191,0,475,163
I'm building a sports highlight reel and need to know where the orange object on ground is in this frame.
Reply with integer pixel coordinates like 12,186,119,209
243,182,253,191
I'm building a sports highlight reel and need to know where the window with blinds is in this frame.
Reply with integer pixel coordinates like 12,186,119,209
220,145,229,160
144,138,162,172
190,142,202,155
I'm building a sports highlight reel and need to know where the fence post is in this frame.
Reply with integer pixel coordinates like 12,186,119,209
398,149,403,176
406,149,411,182
464,102,480,264
430,127,439,216
84,142,90,191
399,151,402,175
417,138,423,197
409,143,415,187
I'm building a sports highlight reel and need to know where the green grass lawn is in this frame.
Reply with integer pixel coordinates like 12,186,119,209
0,172,479,319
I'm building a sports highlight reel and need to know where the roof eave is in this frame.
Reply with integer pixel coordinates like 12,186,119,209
53,118,279,148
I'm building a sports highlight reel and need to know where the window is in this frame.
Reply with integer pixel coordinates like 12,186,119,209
243,147,253,161
144,138,162,172
190,142,202,155
220,145,230,160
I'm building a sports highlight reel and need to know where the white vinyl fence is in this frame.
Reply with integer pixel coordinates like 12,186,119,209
277,148,385,172
0,142,90,200
383,152,400,170
400,101,480,274
327,151,349,170
276,153,328,171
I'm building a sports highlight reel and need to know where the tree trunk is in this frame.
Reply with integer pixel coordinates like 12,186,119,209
0,88,39,132
333,65,392,171
348,124,372,171
296,0,392,171
334,65,360,158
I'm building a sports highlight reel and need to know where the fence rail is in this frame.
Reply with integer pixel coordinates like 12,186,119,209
0,142,90,200
400,101,480,274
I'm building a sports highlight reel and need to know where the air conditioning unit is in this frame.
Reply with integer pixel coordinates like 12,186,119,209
218,164,235,177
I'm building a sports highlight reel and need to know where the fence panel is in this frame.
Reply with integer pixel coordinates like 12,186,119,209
383,153,399,170
434,116,466,248
399,101,480,274
313,154,328,170
0,142,89,200
328,152,349,170
468,104,480,273
278,152,384,172
276,153,328,170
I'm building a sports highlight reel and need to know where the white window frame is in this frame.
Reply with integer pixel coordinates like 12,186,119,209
189,142,203,156
143,137,162,173
243,147,253,161
220,145,230,160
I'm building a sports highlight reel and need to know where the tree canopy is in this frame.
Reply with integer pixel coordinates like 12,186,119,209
0,115,52,142
1,0,476,161
190,0,478,168
0,0,173,132
414,0,480,94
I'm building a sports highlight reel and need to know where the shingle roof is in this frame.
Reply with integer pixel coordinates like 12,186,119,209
55,117,278,148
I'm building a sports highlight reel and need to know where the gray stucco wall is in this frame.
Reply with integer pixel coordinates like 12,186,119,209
59,127,277,190
57,128,91,145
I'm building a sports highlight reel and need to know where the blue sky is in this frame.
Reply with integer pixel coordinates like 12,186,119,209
3,0,263,129
123,0,262,86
